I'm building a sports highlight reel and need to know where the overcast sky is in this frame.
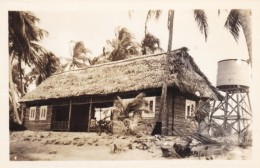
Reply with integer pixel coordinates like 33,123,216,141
34,10,249,86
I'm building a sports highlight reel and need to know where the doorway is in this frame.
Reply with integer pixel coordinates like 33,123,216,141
51,105,70,131
70,104,89,132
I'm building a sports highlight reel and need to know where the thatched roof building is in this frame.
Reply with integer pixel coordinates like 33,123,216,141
20,47,222,102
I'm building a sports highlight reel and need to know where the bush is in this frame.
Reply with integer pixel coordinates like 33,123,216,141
9,119,27,131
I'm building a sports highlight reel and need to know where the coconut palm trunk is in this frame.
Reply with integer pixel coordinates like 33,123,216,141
18,57,24,96
239,10,252,65
9,56,22,124
160,10,174,135
155,10,208,135
144,14,149,35
9,11,49,125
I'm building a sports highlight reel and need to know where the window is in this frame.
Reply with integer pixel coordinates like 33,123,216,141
142,97,156,118
39,106,48,120
185,100,196,119
29,107,36,121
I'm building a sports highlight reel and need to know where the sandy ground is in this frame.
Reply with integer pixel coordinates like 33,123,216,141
9,131,251,161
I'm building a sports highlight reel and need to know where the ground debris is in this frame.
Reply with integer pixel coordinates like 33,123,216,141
49,151,57,154
63,140,72,145
9,131,251,160
161,143,181,158
173,142,192,158
191,133,219,145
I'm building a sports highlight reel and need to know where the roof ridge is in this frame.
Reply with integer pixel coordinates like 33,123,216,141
53,52,167,76
53,47,188,76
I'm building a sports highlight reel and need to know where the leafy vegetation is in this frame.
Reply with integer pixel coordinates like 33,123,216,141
224,9,252,65
63,41,92,71
9,11,60,125
106,27,141,61
141,33,163,55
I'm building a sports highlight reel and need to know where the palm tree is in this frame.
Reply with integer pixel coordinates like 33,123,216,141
141,33,163,55
9,61,24,124
224,9,252,66
64,41,92,71
144,10,208,42
151,10,208,135
106,27,141,61
9,12,48,94
26,51,60,86
113,93,152,134
9,11,48,124
144,10,162,35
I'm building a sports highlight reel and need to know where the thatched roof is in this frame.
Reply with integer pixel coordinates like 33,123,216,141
20,47,222,102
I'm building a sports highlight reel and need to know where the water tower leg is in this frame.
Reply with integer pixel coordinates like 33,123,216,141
208,100,216,135
246,91,252,112
224,91,228,130
236,90,241,135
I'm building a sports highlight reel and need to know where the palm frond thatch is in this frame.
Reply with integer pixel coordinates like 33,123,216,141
20,48,222,102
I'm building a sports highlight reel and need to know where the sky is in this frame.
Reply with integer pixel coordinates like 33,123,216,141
35,10,249,86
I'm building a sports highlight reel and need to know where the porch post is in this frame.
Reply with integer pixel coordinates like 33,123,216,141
68,99,72,131
88,97,92,132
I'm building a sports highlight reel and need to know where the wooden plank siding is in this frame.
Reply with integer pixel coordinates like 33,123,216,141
173,94,199,135
173,95,186,119
167,90,175,135
24,105,52,131
23,88,198,135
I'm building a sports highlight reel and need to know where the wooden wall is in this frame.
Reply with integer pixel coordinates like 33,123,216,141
174,94,186,119
23,88,200,134
24,105,52,131
142,96,161,133
167,90,175,135
172,94,199,135
145,90,187,136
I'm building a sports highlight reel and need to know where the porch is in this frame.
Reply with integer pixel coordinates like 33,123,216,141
50,99,113,132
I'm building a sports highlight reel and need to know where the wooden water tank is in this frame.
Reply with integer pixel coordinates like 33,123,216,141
216,59,250,90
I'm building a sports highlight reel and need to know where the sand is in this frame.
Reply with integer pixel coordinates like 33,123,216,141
9,131,251,161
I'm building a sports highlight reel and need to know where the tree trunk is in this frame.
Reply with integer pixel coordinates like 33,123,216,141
239,10,252,66
144,13,149,35
9,57,22,125
167,10,174,53
159,10,174,135
18,56,24,96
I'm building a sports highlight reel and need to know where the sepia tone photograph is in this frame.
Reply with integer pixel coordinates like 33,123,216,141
1,1,259,167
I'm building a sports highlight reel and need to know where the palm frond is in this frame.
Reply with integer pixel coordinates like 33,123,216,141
106,40,113,46
194,10,208,41
145,10,162,35
124,92,148,117
128,10,134,19
224,9,241,42
141,33,160,54
72,60,89,68
147,10,162,20
107,27,141,61
73,41,91,58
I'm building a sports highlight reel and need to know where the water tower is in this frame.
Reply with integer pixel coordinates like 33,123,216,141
209,59,252,135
